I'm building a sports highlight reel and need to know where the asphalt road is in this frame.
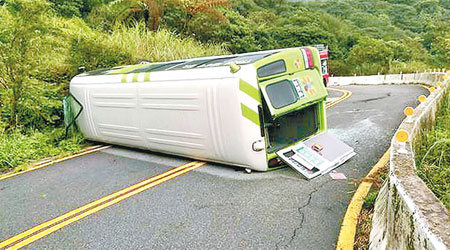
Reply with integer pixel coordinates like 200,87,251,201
0,85,428,250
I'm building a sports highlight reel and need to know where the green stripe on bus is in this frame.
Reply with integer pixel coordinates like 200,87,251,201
121,74,127,83
239,79,260,102
144,72,150,82
132,73,139,82
241,103,260,126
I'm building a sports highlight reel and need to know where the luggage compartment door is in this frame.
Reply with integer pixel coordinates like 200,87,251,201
276,132,355,179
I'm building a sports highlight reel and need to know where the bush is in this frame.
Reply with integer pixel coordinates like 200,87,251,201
70,32,133,73
49,0,86,17
1,80,65,129
0,0,228,173
0,128,86,172
0,1,226,131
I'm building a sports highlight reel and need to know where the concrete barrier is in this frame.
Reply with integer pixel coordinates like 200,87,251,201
402,73,416,84
369,78,450,250
329,72,440,86
329,73,450,249
383,74,402,84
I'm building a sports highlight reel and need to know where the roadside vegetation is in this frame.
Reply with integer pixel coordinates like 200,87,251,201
0,0,225,172
1,0,450,173
354,164,388,250
415,93,450,210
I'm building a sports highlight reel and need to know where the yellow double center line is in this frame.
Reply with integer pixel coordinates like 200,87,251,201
326,87,352,109
0,161,205,250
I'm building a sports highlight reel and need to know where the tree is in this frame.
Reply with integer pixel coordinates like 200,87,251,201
49,0,86,17
347,37,395,74
48,0,109,17
430,33,450,68
111,0,228,31
0,0,59,128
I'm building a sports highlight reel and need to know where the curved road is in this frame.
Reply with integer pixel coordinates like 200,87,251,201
0,85,428,249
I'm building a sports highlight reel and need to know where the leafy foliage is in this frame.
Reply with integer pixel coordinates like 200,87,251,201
149,0,450,75
81,0,450,75
109,0,228,31
0,0,225,171
48,0,109,17
0,0,58,128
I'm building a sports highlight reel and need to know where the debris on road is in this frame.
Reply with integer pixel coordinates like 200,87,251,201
330,170,347,180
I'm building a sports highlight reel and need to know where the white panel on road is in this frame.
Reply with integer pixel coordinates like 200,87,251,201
276,132,355,179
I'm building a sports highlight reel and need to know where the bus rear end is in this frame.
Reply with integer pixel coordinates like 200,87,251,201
253,47,354,179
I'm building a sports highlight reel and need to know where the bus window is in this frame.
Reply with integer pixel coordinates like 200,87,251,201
257,60,286,78
265,80,298,109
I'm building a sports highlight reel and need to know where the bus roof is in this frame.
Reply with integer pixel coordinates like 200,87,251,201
79,49,283,77
71,47,322,86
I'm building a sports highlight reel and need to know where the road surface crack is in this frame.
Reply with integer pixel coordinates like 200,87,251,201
275,180,330,249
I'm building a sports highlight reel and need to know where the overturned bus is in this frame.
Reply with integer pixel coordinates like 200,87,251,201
66,47,354,179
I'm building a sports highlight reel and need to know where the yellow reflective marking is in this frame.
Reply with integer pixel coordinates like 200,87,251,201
241,103,260,126
144,72,150,82
404,107,414,116
395,130,409,143
132,73,139,82
239,79,260,102
418,95,427,103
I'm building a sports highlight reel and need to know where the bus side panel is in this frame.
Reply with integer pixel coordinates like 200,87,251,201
137,80,212,159
85,83,146,148
71,76,267,171
215,77,267,171
137,78,266,170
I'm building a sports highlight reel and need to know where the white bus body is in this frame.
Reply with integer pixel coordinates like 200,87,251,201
69,47,353,176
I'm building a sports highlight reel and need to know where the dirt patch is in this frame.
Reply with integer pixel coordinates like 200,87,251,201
355,207,373,250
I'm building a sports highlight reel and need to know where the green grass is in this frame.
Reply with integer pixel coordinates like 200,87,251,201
62,20,228,75
0,128,87,173
415,93,450,210
107,24,228,62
